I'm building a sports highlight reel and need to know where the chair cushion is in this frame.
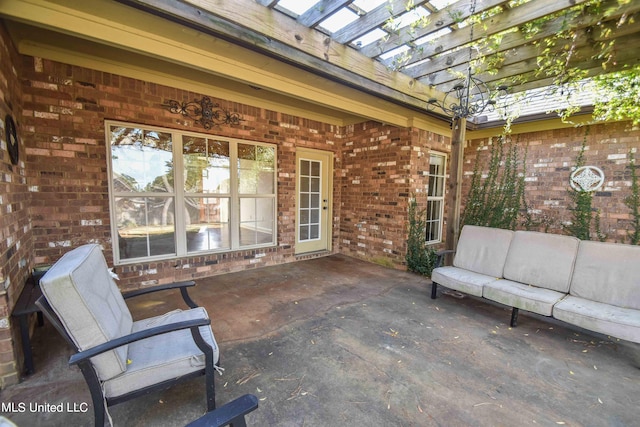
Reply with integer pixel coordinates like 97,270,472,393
104,307,219,398
431,266,499,297
569,241,640,310
553,295,640,343
40,244,133,380
453,225,513,278
483,279,567,317
503,231,579,293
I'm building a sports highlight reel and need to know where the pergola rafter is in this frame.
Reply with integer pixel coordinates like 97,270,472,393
357,0,510,59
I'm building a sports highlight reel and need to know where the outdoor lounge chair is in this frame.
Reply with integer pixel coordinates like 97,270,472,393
35,243,221,426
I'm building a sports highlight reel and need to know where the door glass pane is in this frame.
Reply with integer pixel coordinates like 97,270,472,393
299,159,322,242
310,193,320,209
300,209,310,224
110,126,173,193
116,196,176,259
239,197,274,246
186,197,230,252
300,193,310,208
301,159,310,175
183,138,230,193
310,224,319,239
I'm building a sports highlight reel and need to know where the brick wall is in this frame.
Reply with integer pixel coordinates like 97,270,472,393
339,123,451,266
465,122,640,242
0,23,32,388
20,58,349,290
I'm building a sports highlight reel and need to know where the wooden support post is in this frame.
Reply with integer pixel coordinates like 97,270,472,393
445,117,467,252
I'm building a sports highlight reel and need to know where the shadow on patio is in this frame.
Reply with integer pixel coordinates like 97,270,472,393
3,255,639,426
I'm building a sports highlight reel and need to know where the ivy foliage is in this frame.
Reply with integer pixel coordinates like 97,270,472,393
563,129,606,241
406,198,438,277
625,151,640,245
387,0,639,124
461,135,530,230
592,65,640,126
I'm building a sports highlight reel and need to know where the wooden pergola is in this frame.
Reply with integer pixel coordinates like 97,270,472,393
120,0,639,115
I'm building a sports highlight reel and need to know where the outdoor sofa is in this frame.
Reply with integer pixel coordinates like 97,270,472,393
430,225,640,344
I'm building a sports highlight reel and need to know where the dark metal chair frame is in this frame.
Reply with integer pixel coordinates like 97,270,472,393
35,281,218,427
186,394,259,427
430,249,521,327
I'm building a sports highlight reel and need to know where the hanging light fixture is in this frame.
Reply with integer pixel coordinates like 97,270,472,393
425,0,509,120
426,67,509,119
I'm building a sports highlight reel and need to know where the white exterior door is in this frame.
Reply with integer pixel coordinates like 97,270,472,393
295,148,332,254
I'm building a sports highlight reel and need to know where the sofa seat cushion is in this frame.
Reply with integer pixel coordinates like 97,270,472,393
503,231,579,293
431,266,499,297
553,296,640,343
40,244,133,380
452,225,514,278
483,279,567,316
103,307,219,399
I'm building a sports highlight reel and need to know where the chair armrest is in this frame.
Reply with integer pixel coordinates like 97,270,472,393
186,394,259,427
435,249,456,268
68,316,211,366
123,281,198,308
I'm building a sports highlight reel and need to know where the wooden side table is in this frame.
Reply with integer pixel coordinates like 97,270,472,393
11,270,48,375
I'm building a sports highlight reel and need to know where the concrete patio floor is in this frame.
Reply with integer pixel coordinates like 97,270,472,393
2,254,639,426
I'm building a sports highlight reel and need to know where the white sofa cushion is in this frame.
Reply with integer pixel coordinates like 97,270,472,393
569,241,640,309
453,225,514,278
103,307,219,398
483,279,567,316
40,244,133,380
553,296,640,343
503,231,579,293
431,266,499,297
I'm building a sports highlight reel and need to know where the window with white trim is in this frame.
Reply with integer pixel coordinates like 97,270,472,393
106,121,276,263
426,152,446,244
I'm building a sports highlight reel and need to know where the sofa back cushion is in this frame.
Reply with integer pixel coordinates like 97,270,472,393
569,241,640,310
453,225,514,278
40,244,133,380
503,231,579,293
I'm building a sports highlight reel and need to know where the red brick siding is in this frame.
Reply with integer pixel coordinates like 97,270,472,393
464,122,640,242
339,123,451,266
0,23,31,388
21,57,347,290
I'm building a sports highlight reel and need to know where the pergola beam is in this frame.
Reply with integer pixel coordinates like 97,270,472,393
118,0,442,112
123,0,443,107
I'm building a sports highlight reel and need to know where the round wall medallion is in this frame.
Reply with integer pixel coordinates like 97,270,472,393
570,166,605,192
5,114,19,165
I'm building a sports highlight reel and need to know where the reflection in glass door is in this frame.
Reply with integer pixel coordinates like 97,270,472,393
296,149,332,254
299,159,321,242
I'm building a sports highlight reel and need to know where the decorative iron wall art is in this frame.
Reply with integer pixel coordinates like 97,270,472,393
163,96,242,129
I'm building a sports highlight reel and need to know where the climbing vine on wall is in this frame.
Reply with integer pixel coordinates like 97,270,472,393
461,135,530,231
406,197,437,277
564,128,606,241
625,150,640,245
